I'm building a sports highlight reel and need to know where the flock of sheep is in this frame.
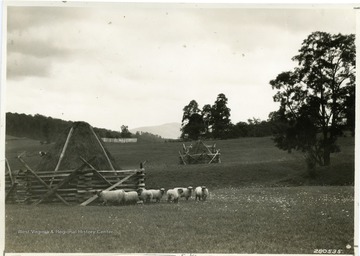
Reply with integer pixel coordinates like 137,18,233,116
96,186,209,205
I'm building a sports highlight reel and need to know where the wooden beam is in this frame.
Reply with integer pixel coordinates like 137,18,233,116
89,126,115,171
208,150,220,164
17,156,70,205
200,140,213,154
80,172,136,206
79,157,112,186
32,157,95,205
5,158,14,185
50,127,74,187
54,127,74,173
178,151,187,165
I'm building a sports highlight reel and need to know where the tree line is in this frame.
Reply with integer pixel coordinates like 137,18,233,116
5,112,163,143
180,95,277,140
6,112,123,142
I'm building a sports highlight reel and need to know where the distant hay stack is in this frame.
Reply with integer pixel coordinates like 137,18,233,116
37,121,119,172
179,140,221,165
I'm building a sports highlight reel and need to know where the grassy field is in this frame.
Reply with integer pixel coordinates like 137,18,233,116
5,186,354,253
6,136,355,187
4,135,355,253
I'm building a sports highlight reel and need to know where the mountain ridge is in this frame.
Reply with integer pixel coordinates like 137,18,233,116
130,122,181,139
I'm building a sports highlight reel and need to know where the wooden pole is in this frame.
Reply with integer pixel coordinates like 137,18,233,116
208,150,220,164
17,156,70,205
179,151,187,165
201,141,213,155
80,157,112,186
54,127,74,173
5,158,14,185
50,127,74,187
80,172,136,206
89,126,115,171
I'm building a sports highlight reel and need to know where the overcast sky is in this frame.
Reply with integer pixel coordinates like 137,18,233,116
4,3,356,131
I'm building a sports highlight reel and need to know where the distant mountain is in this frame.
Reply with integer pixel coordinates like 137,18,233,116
130,122,181,139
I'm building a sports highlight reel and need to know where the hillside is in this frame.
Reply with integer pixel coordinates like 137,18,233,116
5,112,164,143
130,122,181,139
5,112,122,142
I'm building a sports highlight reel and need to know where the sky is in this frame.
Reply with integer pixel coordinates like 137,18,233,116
4,3,356,132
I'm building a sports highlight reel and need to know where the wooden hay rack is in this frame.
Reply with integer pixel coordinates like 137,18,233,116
179,140,221,165
5,156,145,206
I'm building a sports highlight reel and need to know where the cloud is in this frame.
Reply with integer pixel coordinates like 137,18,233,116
7,7,88,79
7,6,88,32
7,53,51,79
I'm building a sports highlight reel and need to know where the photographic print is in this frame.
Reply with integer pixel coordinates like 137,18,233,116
1,2,357,255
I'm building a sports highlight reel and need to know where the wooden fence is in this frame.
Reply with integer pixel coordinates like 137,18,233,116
101,138,138,143
5,168,145,205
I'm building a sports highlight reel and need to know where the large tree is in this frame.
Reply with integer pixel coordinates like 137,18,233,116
270,32,355,168
180,100,204,140
210,93,232,139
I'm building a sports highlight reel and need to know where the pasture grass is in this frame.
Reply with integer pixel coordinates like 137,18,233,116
5,136,355,187
5,186,354,253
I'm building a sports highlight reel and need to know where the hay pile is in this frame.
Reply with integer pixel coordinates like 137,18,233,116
36,122,119,172
186,140,216,154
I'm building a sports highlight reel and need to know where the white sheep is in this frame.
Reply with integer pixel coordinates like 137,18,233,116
174,186,193,200
96,189,125,205
148,188,165,202
194,186,209,201
166,188,183,203
138,188,153,203
122,191,139,205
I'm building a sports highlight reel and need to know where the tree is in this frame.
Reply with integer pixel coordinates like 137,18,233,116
120,125,132,138
180,100,204,140
181,100,200,124
181,113,205,140
270,32,355,168
210,93,232,139
201,104,212,138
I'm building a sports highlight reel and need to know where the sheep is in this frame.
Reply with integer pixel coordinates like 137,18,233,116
166,188,183,203
174,186,193,200
148,188,165,202
39,151,47,157
137,188,153,203
122,191,140,205
96,189,125,205
194,186,209,201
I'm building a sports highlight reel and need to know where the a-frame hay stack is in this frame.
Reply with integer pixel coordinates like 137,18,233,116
179,140,221,165
5,121,145,205
36,122,118,172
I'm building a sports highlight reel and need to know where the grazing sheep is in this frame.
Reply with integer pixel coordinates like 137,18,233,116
166,188,183,203
194,186,209,201
174,186,193,200
96,189,125,205
138,188,153,203
148,188,165,202
122,191,140,205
